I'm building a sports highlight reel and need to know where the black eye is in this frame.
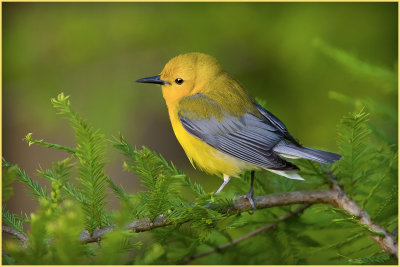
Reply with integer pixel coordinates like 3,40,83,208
175,78,184,85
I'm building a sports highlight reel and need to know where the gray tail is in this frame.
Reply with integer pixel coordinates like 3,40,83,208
273,141,342,164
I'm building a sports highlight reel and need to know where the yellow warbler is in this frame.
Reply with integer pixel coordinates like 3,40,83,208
137,52,341,210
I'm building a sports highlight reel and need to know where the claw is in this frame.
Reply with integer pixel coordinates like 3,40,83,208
234,192,256,214
233,171,257,214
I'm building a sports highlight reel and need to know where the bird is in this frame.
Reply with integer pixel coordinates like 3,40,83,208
136,52,341,211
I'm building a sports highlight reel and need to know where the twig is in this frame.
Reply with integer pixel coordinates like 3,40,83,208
79,215,173,243
323,169,398,258
4,188,397,258
182,204,311,264
24,133,76,154
76,189,337,244
76,189,336,244
2,225,27,245
227,189,338,212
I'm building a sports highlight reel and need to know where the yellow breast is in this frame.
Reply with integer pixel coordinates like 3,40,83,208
168,109,258,177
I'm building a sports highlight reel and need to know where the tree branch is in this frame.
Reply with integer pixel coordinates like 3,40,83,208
77,189,335,244
324,169,398,258
79,187,397,258
228,189,338,212
182,204,312,264
2,225,27,245
78,216,173,243
4,186,397,258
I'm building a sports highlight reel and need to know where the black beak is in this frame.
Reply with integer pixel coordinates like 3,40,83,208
136,75,170,85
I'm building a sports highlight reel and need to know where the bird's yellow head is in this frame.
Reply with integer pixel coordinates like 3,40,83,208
137,52,222,105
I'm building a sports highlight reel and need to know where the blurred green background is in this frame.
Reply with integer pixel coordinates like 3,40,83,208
3,3,397,217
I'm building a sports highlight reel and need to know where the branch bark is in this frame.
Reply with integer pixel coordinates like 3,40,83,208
78,216,173,243
82,187,397,258
2,225,27,246
325,170,398,258
329,181,398,258
78,189,336,243
4,186,397,258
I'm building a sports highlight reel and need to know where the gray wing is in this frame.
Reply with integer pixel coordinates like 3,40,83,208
178,96,298,171
255,103,301,146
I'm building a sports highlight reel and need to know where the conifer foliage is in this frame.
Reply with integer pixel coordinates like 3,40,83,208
2,47,398,264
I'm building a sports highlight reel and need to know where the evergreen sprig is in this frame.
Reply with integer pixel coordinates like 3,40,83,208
362,146,397,208
334,109,371,191
51,93,109,232
2,158,48,199
2,206,26,235
5,199,88,264
3,87,397,265
36,157,75,185
344,252,392,264
24,133,76,154
114,135,212,222
115,137,184,219
2,162,17,203
35,158,90,205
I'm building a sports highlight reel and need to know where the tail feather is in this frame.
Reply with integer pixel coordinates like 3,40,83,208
273,141,342,164
268,169,305,180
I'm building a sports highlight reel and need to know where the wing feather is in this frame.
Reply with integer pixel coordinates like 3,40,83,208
178,94,299,171
255,103,301,146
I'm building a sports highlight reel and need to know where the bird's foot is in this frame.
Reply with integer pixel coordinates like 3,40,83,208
234,191,256,214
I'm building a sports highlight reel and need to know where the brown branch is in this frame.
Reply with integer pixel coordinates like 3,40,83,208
182,204,312,264
330,182,398,258
228,189,338,212
181,178,399,263
77,187,397,258
79,215,173,243
4,187,397,258
2,225,27,245
77,189,336,244
325,169,398,258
